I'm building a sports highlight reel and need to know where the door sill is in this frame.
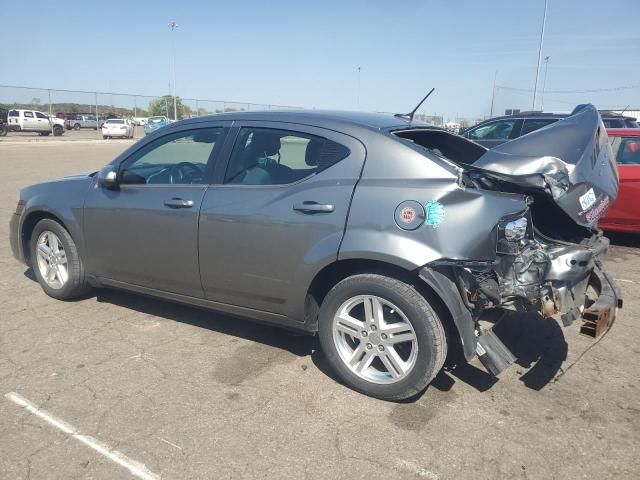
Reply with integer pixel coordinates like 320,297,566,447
95,277,310,331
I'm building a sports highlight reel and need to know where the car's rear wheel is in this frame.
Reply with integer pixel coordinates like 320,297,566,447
73,123,80,130
318,274,447,401
30,219,91,300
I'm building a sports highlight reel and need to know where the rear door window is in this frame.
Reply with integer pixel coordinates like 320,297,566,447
521,118,558,136
23,111,34,118
224,127,350,186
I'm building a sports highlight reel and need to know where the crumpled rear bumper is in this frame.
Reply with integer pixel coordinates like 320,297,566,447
579,265,623,337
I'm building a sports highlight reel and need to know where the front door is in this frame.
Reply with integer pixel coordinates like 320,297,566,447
22,111,39,130
34,111,51,131
84,125,228,297
198,122,366,318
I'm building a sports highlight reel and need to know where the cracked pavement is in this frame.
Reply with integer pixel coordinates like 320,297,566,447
1,142,639,479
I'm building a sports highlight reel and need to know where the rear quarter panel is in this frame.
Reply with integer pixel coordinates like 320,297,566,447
339,134,529,268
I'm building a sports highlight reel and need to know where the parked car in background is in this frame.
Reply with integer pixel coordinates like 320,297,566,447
101,118,133,139
65,114,98,130
6,109,65,136
0,107,8,136
599,128,640,233
462,110,638,148
133,117,148,126
10,105,621,400
144,116,170,135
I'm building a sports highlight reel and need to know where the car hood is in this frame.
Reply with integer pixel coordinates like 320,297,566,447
467,104,618,228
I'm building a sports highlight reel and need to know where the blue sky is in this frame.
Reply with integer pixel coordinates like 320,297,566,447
2,0,639,119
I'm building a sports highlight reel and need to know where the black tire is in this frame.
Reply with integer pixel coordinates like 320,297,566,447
0,125,7,136
102,135,108,139
29,219,91,300
318,274,447,401
73,123,80,130
53,125,63,136
41,132,50,136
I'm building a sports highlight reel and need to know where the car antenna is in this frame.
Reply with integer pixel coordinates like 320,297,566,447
395,88,435,122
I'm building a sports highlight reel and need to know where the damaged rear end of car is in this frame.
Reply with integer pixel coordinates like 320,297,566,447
391,104,622,375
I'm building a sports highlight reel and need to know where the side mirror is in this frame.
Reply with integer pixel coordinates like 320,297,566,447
97,165,119,189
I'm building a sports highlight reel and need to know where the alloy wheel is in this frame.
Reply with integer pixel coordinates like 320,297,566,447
332,295,418,384
35,230,68,289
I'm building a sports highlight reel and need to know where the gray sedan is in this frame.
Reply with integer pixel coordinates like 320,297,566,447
9,106,621,400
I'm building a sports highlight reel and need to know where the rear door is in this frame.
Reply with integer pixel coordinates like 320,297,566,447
600,135,640,229
198,122,366,318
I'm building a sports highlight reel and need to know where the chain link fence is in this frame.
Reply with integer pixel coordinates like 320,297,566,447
0,84,302,124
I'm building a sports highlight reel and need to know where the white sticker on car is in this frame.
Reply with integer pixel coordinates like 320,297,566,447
579,188,596,211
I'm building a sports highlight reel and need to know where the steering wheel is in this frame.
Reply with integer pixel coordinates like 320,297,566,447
170,162,202,184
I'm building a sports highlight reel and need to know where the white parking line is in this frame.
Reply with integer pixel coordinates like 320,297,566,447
4,392,160,480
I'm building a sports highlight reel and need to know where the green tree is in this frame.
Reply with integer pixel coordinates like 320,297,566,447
148,95,191,119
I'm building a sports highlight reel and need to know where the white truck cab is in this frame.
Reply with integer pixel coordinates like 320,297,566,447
7,109,65,136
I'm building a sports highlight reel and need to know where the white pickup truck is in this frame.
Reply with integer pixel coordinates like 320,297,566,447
7,109,65,136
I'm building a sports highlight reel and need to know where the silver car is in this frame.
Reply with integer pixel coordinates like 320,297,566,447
9,105,622,400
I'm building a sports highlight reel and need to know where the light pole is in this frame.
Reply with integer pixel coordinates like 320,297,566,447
356,66,361,109
531,0,548,110
168,21,178,121
540,56,550,111
489,70,498,118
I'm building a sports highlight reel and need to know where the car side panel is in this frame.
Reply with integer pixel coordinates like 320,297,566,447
339,134,529,268
198,123,367,321
599,165,640,232
16,176,93,265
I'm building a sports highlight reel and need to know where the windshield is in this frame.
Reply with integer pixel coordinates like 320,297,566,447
149,117,165,123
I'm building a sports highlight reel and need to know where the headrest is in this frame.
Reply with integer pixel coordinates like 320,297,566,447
626,141,640,154
305,140,324,166
250,132,281,157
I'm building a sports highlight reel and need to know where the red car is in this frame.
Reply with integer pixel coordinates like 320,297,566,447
599,129,640,233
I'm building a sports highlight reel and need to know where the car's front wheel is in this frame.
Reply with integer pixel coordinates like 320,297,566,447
318,274,447,401
30,219,91,300
53,125,63,136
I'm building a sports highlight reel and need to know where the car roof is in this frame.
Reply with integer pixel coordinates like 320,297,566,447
607,128,640,136
179,110,427,132
475,111,636,124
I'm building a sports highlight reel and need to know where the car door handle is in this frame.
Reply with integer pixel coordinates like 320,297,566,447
164,198,194,209
293,201,335,213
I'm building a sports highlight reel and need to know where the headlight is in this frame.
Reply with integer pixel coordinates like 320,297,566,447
504,217,528,241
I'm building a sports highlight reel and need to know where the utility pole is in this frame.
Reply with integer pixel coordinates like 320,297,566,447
540,56,550,111
490,70,497,118
532,0,549,110
356,66,361,109
168,21,178,121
